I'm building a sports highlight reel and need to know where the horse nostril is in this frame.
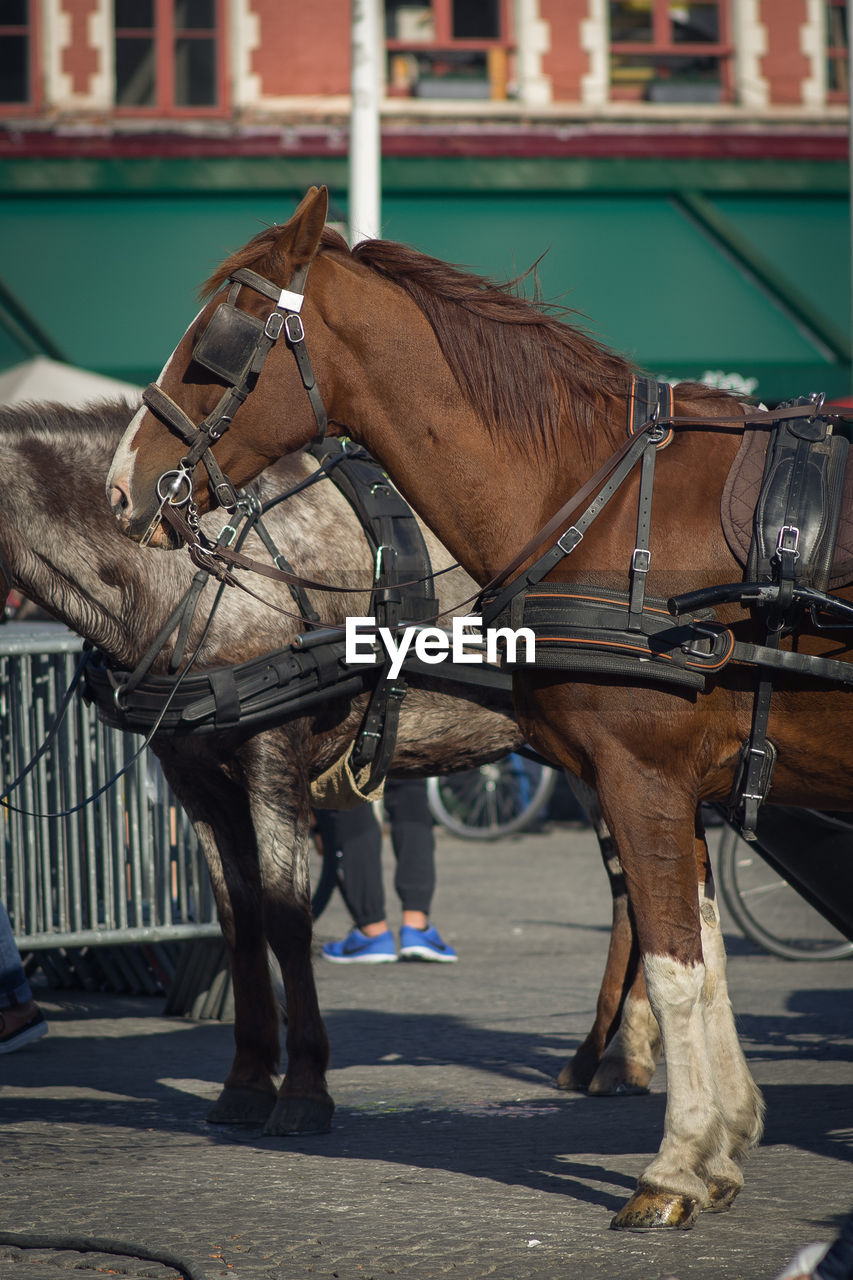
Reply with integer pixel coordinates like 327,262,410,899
108,484,131,517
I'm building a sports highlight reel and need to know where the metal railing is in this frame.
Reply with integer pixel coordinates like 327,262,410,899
0,623,220,951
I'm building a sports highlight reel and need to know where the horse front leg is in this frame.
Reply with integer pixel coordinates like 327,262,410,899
159,756,281,1125
594,761,762,1231
249,793,334,1137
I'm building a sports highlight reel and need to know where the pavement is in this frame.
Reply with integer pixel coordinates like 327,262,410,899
2,823,851,1280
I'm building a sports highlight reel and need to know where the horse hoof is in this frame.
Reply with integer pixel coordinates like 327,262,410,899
706,1178,741,1212
610,1189,700,1231
263,1095,335,1136
556,1060,595,1092
587,1061,652,1097
207,1086,276,1125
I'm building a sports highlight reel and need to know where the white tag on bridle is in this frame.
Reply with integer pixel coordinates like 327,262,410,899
278,288,304,313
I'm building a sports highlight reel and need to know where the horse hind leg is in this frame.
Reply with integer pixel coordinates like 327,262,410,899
556,776,661,1095
586,963,661,1097
696,860,764,1212
609,818,763,1231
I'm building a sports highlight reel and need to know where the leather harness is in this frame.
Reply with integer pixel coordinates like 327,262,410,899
136,261,853,838
86,443,511,790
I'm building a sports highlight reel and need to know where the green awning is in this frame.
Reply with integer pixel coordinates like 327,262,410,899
0,190,849,401
381,192,852,401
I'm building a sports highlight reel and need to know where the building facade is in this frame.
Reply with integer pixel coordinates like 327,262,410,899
1,1,849,399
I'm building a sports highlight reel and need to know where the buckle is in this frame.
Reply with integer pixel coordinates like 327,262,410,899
776,525,800,559
680,622,728,662
264,312,285,341
631,548,651,574
557,526,583,554
284,313,305,344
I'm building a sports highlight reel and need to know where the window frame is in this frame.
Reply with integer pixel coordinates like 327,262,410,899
385,0,515,100
826,0,849,102
0,0,41,115
113,0,229,118
608,0,734,104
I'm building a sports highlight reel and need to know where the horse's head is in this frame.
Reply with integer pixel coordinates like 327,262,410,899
107,185,336,547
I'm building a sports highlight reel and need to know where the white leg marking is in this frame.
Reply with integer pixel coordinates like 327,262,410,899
698,876,764,1178
640,953,721,1204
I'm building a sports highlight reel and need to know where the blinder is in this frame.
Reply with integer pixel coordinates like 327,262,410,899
192,300,268,386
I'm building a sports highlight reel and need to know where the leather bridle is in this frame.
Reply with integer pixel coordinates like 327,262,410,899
140,262,327,546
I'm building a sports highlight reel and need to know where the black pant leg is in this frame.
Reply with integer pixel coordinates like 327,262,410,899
313,804,386,929
384,778,436,916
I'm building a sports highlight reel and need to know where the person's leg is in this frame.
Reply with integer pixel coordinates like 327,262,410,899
385,780,457,962
384,779,435,927
0,899,47,1053
315,806,396,964
0,899,31,1008
315,804,387,930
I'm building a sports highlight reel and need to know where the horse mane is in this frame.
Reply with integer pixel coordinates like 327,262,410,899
201,223,724,458
0,397,137,447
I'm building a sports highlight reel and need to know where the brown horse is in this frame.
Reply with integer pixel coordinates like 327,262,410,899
106,186,853,1228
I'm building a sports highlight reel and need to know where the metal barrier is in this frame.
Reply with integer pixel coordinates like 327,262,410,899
0,624,220,962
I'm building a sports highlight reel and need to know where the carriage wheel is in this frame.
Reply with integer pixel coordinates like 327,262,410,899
426,754,557,841
716,824,853,961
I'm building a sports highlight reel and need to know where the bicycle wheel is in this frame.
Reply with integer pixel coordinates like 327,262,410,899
716,824,853,961
426,754,557,840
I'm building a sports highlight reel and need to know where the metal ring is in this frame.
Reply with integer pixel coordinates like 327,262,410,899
156,469,193,508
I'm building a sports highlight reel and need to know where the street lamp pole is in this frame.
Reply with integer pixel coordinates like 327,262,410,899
350,0,382,245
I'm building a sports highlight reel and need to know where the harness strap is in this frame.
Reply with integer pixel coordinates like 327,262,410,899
480,421,662,626
627,378,673,628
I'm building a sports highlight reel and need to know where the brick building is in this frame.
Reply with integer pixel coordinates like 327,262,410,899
0,1,849,399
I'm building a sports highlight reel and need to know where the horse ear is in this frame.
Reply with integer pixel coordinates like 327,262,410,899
283,186,329,271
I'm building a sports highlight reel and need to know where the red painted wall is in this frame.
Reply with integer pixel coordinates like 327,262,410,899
761,0,810,104
540,0,591,102
251,0,350,97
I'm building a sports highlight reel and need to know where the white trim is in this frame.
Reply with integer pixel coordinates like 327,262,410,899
580,0,608,107
513,0,552,107
801,0,828,108
733,0,769,110
42,0,112,111
232,0,262,109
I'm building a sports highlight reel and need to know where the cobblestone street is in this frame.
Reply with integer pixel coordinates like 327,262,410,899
2,825,851,1280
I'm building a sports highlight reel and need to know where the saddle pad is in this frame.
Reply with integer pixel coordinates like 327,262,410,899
721,427,853,590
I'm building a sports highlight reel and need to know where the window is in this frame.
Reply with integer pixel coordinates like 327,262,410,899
0,0,36,108
385,1,514,100
114,0,225,112
609,1,733,103
826,0,848,100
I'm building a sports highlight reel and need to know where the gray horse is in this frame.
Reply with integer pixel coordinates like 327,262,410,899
0,399,654,1135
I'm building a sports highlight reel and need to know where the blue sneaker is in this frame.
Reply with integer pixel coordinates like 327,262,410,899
399,924,458,963
322,927,397,964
